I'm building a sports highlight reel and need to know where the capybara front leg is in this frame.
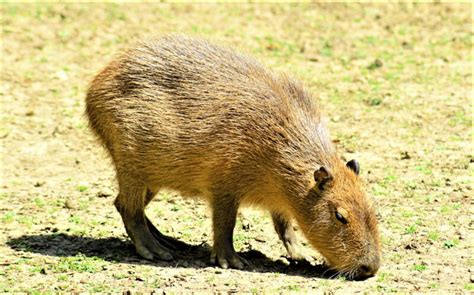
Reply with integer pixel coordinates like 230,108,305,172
272,212,314,263
210,195,248,269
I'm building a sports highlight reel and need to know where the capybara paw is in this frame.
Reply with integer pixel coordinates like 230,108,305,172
135,240,174,261
286,243,316,264
146,217,190,252
210,250,248,269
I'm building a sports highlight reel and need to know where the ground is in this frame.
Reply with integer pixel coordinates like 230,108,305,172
1,2,472,293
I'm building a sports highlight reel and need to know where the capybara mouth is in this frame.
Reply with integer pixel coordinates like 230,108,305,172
339,263,379,281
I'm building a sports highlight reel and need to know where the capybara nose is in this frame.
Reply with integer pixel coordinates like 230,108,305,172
357,257,380,279
358,264,375,278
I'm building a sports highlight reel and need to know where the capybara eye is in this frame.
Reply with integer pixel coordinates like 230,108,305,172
335,211,348,224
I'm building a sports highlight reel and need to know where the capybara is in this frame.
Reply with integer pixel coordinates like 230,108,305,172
85,35,380,279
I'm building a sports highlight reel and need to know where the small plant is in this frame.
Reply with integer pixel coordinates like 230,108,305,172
401,210,415,218
405,224,417,234
440,203,461,214
17,216,34,226
427,231,439,241
1,212,15,223
57,274,69,281
376,272,388,283
366,97,383,106
112,272,128,280
34,197,45,208
415,165,432,175
321,41,332,57
79,200,89,210
206,275,216,283
171,205,181,212
77,185,88,192
384,174,397,182
424,196,434,204
338,276,347,282
443,239,459,249
413,264,427,271
68,215,81,224
464,284,474,291
286,284,301,292
404,181,417,190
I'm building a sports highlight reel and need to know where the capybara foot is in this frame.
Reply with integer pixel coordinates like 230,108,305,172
129,225,174,261
285,243,316,264
210,248,248,269
146,216,190,252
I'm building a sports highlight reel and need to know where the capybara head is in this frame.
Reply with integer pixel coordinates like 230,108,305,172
296,159,381,279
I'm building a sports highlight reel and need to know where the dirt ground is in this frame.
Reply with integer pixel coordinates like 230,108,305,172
1,3,472,293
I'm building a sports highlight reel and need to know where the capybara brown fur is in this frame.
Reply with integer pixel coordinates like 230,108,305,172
85,35,381,279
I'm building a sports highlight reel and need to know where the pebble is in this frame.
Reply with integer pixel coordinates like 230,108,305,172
400,151,411,160
254,237,266,243
135,276,144,282
367,59,383,70
450,192,463,200
65,198,79,209
241,218,251,231
34,181,45,187
98,188,114,198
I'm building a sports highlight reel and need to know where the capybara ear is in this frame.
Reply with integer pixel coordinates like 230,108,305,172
314,166,333,190
346,159,360,175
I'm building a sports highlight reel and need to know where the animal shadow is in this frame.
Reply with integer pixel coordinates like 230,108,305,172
7,232,337,279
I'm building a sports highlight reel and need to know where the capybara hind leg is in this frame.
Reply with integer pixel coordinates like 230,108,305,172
115,182,173,261
145,217,190,251
271,212,315,263
210,195,248,269
144,188,156,207
143,188,190,251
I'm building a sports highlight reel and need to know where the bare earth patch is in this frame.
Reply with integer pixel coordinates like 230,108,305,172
1,3,472,293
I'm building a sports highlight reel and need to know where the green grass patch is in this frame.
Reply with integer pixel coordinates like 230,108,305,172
405,224,417,235
376,272,390,282
52,254,106,273
464,284,474,291
2,212,15,223
440,203,461,214
412,264,427,271
427,231,439,241
415,164,433,175
34,197,45,208
76,185,88,192
68,215,81,224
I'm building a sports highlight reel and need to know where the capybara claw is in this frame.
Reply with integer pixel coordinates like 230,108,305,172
211,251,248,270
